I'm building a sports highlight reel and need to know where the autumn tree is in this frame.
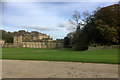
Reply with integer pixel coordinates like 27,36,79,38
93,4,119,45
81,4,119,45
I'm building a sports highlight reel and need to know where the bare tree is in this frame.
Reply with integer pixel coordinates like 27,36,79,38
69,10,81,31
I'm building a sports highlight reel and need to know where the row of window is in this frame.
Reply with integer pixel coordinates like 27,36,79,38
22,42,56,45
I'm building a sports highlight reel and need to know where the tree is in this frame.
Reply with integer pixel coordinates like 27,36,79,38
93,4,119,45
72,24,88,51
81,4,119,45
95,20,118,45
69,10,81,31
65,32,74,48
18,30,26,35
64,37,70,48
68,10,89,51
1,30,14,43
66,3,119,51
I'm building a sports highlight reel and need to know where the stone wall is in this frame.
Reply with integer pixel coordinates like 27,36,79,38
2,41,64,49
88,45,119,50
22,41,64,48
2,43,22,48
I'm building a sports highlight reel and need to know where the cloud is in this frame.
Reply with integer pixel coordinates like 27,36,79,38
22,25,59,31
58,21,76,31
2,2,117,39
58,22,66,28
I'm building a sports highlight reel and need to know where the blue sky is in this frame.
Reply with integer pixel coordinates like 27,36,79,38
1,2,117,39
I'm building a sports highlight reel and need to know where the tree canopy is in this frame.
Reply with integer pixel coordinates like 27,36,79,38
65,3,119,51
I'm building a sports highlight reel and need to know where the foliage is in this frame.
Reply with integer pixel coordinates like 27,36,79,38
0,30,40,43
64,37,71,48
72,24,89,51
93,4,120,45
1,30,14,43
95,20,118,45
68,11,89,51
66,4,119,51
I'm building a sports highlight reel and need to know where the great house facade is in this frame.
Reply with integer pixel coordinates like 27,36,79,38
14,32,64,48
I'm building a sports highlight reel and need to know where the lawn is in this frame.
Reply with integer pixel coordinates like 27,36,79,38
2,48,119,64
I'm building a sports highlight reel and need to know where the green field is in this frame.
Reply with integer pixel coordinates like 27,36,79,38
2,48,119,64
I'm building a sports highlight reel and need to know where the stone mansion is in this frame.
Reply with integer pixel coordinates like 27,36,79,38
14,32,63,48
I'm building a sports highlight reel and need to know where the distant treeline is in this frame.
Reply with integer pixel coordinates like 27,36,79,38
0,30,40,43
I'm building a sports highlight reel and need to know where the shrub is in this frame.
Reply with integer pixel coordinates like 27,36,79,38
73,44,88,51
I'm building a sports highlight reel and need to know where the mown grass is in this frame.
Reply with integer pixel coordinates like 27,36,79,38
2,48,119,64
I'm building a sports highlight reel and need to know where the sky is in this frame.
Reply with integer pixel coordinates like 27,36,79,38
1,1,118,39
